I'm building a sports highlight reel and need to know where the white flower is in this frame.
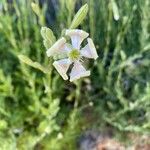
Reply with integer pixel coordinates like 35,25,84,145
46,29,98,82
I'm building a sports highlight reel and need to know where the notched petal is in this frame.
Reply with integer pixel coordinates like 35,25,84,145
46,37,66,57
53,59,71,80
81,38,98,60
66,29,89,49
70,61,90,82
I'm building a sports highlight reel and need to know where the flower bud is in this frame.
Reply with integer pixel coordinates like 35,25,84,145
31,2,40,16
69,4,88,29
111,0,119,21
41,27,56,48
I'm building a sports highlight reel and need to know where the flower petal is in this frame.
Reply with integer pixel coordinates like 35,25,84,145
53,59,71,80
70,61,90,82
46,37,71,57
66,29,89,49
81,38,98,60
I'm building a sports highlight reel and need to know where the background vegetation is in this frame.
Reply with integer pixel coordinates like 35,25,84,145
0,0,149,149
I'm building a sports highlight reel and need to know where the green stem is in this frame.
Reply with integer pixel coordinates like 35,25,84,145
102,1,113,66
74,80,81,108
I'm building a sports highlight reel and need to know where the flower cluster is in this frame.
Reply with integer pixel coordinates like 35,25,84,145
46,29,98,82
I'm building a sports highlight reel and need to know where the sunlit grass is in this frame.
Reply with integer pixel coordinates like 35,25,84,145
0,0,149,149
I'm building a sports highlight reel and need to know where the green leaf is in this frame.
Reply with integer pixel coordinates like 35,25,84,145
18,55,50,74
69,3,88,29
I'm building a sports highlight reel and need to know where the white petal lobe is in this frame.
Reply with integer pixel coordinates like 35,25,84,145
81,38,98,60
70,61,90,82
46,37,69,57
66,29,89,49
53,59,71,80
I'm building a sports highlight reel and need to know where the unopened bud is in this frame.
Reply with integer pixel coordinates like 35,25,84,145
70,4,88,29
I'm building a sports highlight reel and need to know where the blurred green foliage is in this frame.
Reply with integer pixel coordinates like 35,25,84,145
0,0,150,149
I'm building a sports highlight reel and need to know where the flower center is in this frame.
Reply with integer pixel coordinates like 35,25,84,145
68,49,80,61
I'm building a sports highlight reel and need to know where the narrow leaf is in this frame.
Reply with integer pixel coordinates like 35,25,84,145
18,55,50,74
